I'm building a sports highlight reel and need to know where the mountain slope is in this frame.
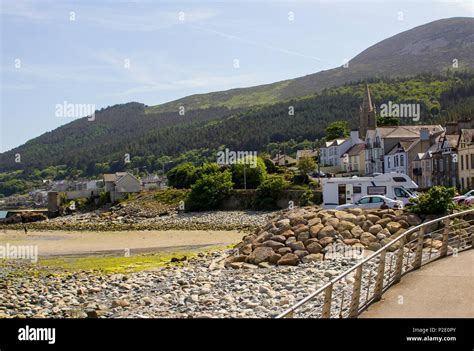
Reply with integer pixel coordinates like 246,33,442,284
147,17,474,114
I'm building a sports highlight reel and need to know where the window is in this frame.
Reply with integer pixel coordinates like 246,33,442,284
367,186,386,195
461,155,464,170
466,154,470,170
400,155,404,167
353,186,362,194
394,156,399,167
393,176,407,182
394,188,409,198
387,157,391,169
358,197,370,204
471,154,474,169
371,196,383,203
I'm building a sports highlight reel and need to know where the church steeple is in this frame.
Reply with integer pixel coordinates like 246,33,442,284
359,82,377,139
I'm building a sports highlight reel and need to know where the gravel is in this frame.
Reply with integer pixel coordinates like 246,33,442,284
0,250,361,319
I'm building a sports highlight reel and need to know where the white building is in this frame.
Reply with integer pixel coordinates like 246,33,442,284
320,131,362,167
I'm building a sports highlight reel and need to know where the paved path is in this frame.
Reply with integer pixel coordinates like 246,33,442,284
361,249,474,318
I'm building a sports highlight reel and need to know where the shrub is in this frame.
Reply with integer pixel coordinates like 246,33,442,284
98,191,111,206
166,163,199,189
185,170,233,211
262,157,278,173
409,186,456,214
254,177,286,210
292,174,309,185
231,157,267,189
300,189,315,206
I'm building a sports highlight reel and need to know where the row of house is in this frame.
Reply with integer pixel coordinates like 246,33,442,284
315,83,474,190
46,173,167,212
280,83,472,191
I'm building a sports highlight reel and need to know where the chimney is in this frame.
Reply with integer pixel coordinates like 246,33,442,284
350,130,360,145
420,128,430,152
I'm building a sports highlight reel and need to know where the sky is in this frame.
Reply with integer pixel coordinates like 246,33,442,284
1,0,473,152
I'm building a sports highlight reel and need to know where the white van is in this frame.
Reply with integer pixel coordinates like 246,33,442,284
321,173,418,209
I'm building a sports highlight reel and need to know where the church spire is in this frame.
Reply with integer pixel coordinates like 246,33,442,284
361,82,374,112
359,81,377,139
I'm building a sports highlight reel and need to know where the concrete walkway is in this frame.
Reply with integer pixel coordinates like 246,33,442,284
360,249,474,318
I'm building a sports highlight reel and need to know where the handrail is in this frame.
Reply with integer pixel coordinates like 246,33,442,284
276,208,474,318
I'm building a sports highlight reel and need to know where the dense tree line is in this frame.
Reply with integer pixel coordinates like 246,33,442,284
1,73,474,196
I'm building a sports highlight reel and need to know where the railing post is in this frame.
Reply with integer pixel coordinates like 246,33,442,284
413,227,425,269
440,218,450,258
394,236,406,283
373,250,386,301
348,265,363,318
321,283,333,318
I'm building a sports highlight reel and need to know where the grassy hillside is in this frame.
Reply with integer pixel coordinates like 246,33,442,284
147,17,474,114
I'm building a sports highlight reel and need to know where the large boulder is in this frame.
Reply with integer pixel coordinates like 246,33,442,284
277,247,292,255
317,225,337,239
366,214,381,223
351,226,364,239
306,242,323,254
361,220,374,232
406,214,422,226
302,253,323,263
288,241,306,251
262,240,285,250
360,232,378,246
335,211,357,222
277,253,299,266
269,235,286,243
309,223,324,238
376,217,392,227
368,224,383,235
279,229,295,238
337,220,356,231
319,237,334,247
296,232,310,242
248,247,274,264
308,217,322,226
386,222,402,234
324,217,340,228
293,250,309,259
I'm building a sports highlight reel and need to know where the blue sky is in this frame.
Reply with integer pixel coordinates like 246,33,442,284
1,0,473,152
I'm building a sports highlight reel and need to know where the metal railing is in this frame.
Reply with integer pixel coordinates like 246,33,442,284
276,209,474,318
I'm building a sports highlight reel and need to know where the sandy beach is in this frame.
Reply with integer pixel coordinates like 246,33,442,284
0,229,244,257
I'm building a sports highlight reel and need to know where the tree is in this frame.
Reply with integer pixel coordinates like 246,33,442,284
297,156,316,175
377,116,400,126
409,186,456,214
231,157,267,189
254,177,286,209
185,170,234,211
325,121,349,141
166,163,198,189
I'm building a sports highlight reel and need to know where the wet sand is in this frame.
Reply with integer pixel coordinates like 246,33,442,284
0,229,244,257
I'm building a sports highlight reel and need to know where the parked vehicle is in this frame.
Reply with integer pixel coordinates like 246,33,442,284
452,190,474,204
336,195,403,210
321,173,418,209
462,196,474,206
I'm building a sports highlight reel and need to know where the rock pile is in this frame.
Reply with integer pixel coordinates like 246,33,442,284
231,206,432,267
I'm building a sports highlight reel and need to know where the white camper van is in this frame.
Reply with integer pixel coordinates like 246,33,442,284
321,173,418,209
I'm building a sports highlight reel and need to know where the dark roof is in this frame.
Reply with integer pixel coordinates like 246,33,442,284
345,143,365,156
